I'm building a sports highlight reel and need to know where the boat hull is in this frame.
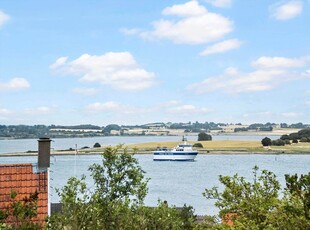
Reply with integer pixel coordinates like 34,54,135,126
153,151,198,161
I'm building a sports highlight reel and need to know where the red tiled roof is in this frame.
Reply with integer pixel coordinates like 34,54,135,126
0,163,48,225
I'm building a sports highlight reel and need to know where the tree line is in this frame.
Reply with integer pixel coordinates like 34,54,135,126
1,122,309,139
262,128,310,146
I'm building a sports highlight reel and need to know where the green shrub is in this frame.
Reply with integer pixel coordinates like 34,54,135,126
193,143,203,148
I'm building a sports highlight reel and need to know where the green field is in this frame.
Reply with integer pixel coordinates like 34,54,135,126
78,140,310,155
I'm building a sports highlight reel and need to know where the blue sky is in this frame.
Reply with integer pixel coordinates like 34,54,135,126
0,0,309,126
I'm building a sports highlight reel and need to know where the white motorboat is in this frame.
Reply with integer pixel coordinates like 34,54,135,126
153,140,198,161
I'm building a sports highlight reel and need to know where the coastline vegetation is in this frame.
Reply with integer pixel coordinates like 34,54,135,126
2,146,308,229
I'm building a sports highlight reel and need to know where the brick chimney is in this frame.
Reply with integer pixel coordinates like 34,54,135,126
38,138,51,169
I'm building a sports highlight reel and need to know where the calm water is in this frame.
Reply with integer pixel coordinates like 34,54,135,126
0,135,280,154
0,153,308,215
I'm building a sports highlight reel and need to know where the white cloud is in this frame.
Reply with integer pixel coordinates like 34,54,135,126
0,78,30,92
270,1,303,20
127,1,233,45
0,10,10,27
281,112,301,118
50,52,156,91
72,87,99,96
166,104,212,114
24,106,52,115
86,101,122,112
0,108,12,116
252,56,307,69
187,55,309,94
205,0,232,8
49,57,68,70
200,39,241,56
162,1,207,17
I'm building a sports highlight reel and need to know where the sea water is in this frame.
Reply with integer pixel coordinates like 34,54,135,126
0,153,309,215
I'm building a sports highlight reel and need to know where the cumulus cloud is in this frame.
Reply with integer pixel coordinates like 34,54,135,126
0,10,10,27
187,56,310,94
0,78,30,92
270,0,303,20
252,56,308,69
50,52,156,91
205,0,232,8
125,1,233,45
86,101,122,112
200,39,241,56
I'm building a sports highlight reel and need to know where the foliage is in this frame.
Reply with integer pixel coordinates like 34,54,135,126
285,173,310,220
47,145,198,229
271,139,286,146
261,137,271,146
93,142,101,148
103,124,121,133
203,167,310,229
193,143,203,148
0,190,40,230
198,132,212,141
203,166,281,229
280,128,310,142
280,134,290,140
300,137,310,142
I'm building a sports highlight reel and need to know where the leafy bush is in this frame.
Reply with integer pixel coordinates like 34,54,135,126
271,139,285,146
292,139,298,143
93,142,101,148
198,132,212,141
193,143,203,148
261,137,271,146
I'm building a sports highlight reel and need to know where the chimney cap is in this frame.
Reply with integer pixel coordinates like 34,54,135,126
38,137,51,141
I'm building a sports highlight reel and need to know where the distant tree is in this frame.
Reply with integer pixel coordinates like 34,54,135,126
289,132,300,140
298,128,310,138
284,139,291,145
261,137,271,146
290,122,305,129
193,143,203,148
292,139,298,144
271,139,286,146
198,132,212,141
280,123,288,128
300,137,310,143
93,142,101,148
280,134,290,140
104,124,121,133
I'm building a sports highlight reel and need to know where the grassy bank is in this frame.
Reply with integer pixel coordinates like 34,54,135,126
1,140,310,157
79,140,310,155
